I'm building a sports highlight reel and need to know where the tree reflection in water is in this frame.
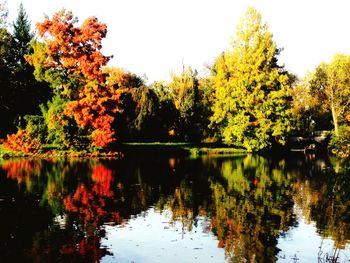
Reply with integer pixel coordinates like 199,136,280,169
291,157,350,261
0,159,122,262
206,155,296,262
0,154,349,262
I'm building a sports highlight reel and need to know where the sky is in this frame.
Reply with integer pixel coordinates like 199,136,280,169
5,0,350,82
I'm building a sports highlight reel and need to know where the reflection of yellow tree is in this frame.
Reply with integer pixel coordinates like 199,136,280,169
166,181,195,232
210,155,295,262
292,167,350,249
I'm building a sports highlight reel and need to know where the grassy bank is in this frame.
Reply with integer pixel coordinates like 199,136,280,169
120,142,247,157
0,142,247,159
0,144,121,159
0,144,28,158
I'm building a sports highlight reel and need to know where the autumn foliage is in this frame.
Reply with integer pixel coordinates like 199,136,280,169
64,165,121,226
64,82,121,147
25,9,120,148
34,9,109,83
0,159,41,183
3,129,41,153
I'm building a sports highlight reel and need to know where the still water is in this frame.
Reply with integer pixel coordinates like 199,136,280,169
0,153,349,262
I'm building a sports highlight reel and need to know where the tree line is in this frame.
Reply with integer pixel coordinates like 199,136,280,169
0,4,349,157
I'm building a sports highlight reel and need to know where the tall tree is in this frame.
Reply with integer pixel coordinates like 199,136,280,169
8,3,51,115
169,66,201,141
105,67,170,141
26,10,110,96
309,53,350,138
26,10,119,148
210,7,292,151
0,0,13,137
291,75,333,134
9,3,32,71
151,80,178,140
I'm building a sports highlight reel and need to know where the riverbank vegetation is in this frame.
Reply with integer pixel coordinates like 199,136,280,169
0,3,349,158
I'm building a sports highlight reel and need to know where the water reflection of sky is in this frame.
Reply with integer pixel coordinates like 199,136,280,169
101,206,350,263
278,206,350,263
101,207,226,263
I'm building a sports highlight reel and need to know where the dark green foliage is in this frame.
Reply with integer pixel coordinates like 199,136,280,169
41,95,83,149
9,4,52,113
23,114,47,142
152,81,178,138
115,85,174,141
8,3,33,72
197,77,214,140
0,3,51,138
0,25,14,136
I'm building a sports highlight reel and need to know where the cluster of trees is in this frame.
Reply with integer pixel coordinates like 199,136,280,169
0,4,349,156
292,54,350,157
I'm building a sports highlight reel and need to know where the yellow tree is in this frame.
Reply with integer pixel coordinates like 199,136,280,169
309,53,350,138
169,66,201,141
210,7,293,151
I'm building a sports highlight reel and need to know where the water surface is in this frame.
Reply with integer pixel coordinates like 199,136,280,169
0,153,349,262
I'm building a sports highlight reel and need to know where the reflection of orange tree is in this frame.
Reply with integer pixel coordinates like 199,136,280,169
209,155,295,262
0,159,44,193
0,159,125,262
59,164,123,262
0,159,126,226
64,164,122,226
1,159,40,182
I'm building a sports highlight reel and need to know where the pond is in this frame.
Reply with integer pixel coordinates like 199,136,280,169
0,153,349,262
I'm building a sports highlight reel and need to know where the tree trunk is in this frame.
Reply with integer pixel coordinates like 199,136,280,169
331,102,339,137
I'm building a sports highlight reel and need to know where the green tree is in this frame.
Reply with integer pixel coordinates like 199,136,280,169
0,1,13,137
40,94,83,149
169,66,201,141
105,68,172,141
117,86,163,141
209,155,295,261
9,3,51,115
210,7,292,151
198,76,214,140
309,53,350,138
9,3,32,71
291,78,331,134
0,3,51,138
151,80,178,139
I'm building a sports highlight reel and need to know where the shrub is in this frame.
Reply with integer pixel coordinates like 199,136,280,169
3,129,42,153
23,115,47,143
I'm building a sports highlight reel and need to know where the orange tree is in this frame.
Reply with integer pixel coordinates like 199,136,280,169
25,10,120,148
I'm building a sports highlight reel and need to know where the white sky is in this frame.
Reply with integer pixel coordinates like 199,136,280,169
5,0,350,82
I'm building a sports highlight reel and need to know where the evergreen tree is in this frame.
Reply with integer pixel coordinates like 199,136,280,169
8,3,51,117
9,3,33,72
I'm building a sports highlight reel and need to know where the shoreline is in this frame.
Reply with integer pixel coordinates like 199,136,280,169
0,142,247,159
